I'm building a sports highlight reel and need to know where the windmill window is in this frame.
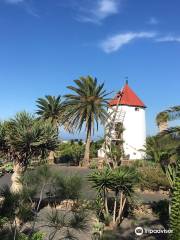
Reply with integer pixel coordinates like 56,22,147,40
135,107,139,111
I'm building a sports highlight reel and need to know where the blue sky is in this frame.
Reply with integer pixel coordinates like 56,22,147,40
0,0,179,139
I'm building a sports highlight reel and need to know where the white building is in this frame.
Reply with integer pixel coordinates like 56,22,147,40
98,82,146,160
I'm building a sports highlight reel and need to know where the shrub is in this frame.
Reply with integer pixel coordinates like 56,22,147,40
17,232,44,240
52,174,82,201
89,159,98,169
57,142,84,165
138,164,170,191
90,139,104,158
4,163,13,173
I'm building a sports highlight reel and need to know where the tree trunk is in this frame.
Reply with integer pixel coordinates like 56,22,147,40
10,163,24,193
48,151,55,164
104,188,109,215
117,193,126,224
83,131,91,166
113,196,117,225
159,121,168,132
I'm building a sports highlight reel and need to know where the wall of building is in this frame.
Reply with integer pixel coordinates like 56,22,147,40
107,105,146,160
122,105,146,159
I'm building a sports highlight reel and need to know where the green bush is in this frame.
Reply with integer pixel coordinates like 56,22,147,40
57,142,84,165
4,163,13,173
138,164,170,191
89,159,98,169
0,217,8,230
17,232,44,240
132,159,157,168
90,139,104,158
53,174,82,200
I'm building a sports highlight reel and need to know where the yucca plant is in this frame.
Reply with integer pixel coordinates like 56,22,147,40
0,112,58,192
88,167,112,216
88,166,139,228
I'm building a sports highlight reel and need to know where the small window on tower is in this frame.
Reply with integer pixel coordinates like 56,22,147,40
135,107,139,111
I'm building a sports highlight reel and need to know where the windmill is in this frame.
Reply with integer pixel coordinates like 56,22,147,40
98,80,146,162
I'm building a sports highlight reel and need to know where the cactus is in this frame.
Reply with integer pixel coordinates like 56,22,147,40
170,160,180,240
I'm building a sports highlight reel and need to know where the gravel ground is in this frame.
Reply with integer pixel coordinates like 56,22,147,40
0,165,169,240
35,206,94,240
0,165,168,203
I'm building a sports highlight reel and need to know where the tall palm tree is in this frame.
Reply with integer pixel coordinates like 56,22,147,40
63,76,109,166
36,95,63,132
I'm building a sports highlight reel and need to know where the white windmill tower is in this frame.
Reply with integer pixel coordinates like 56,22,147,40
98,81,146,160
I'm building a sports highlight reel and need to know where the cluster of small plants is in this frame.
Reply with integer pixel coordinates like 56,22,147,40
0,162,13,177
56,142,85,165
0,165,88,240
137,162,170,191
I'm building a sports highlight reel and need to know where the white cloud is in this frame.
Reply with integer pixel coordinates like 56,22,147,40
100,31,156,53
4,0,24,3
156,35,180,42
79,0,121,24
147,17,158,25
3,0,39,17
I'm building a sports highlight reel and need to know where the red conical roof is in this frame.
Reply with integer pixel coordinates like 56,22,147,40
109,83,146,108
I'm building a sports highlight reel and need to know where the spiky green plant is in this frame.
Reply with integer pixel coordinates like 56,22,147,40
0,112,58,192
170,160,180,240
88,166,139,228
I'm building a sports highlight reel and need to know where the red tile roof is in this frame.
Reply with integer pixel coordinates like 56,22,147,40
109,83,146,107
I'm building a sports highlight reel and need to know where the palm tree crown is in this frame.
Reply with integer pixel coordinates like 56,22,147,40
36,95,63,129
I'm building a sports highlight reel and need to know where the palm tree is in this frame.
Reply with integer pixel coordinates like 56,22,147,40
36,95,63,132
156,111,169,132
0,111,58,192
156,105,180,164
145,136,171,162
63,76,109,166
156,105,180,132
36,95,63,163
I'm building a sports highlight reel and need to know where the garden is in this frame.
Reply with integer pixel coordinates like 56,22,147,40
0,76,179,240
